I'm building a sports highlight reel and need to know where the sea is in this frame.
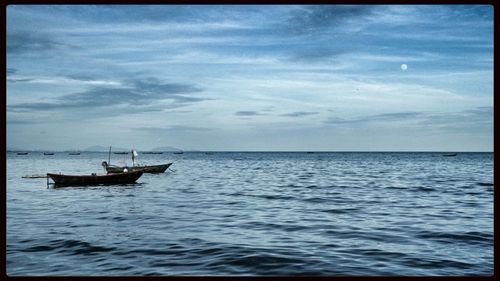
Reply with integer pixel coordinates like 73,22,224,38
6,151,494,276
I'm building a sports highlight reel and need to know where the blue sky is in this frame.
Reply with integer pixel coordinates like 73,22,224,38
6,5,493,151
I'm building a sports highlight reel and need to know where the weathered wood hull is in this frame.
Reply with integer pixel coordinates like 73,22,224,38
47,171,143,187
105,163,172,174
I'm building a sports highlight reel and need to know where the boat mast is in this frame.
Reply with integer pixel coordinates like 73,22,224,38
108,146,111,165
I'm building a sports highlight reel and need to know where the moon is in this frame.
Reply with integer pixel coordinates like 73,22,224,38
401,64,408,70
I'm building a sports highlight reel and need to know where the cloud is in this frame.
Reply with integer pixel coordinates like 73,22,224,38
325,111,423,125
7,75,122,86
285,5,375,35
65,73,102,81
7,118,41,125
324,107,492,135
7,77,34,83
59,5,221,25
9,78,208,113
288,47,346,62
281,111,319,117
7,31,64,54
138,125,212,133
235,111,263,116
369,112,424,120
417,106,492,131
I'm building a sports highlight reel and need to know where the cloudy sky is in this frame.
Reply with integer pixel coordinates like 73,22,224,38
6,5,493,151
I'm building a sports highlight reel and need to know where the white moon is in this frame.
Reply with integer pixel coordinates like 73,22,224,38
401,64,408,70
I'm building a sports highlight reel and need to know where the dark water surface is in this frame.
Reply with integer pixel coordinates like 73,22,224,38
6,152,493,276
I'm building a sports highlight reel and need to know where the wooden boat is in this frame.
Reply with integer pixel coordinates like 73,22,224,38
443,153,457,157
47,170,143,187
16,152,29,155
102,161,172,174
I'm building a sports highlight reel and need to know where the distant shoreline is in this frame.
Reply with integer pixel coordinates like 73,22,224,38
7,150,493,153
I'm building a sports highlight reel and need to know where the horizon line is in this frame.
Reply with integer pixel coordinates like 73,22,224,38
7,150,493,153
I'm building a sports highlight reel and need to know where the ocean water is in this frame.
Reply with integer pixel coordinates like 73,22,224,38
6,152,493,276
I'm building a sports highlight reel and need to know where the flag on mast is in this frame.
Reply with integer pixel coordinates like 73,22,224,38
132,149,138,166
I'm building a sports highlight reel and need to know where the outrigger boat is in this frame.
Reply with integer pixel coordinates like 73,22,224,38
103,146,173,174
102,161,172,174
47,170,143,187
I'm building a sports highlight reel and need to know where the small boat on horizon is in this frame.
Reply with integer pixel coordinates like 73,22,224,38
16,152,29,155
69,152,81,155
47,170,143,187
44,152,55,155
113,152,129,155
173,151,184,154
443,153,457,157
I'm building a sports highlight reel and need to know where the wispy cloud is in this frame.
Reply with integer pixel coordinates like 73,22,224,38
325,111,423,125
138,125,212,133
288,47,346,62
9,78,207,113
324,107,492,133
417,106,493,132
282,111,319,118
7,75,121,86
235,111,265,117
285,5,376,35
7,77,34,83
7,31,67,54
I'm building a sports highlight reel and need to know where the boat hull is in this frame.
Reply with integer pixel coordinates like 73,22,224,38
47,171,143,187
105,163,172,174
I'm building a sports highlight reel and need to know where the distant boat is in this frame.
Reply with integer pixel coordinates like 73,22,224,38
173,151,184,154
143,152,163,154
16,152,29,155
69,152,81,155
47,171,143,187
114,152,129,155
443,153,457,157
44,152,54,155
102,161,172,174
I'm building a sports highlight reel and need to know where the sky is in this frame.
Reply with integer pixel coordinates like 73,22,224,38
6,5,493,151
